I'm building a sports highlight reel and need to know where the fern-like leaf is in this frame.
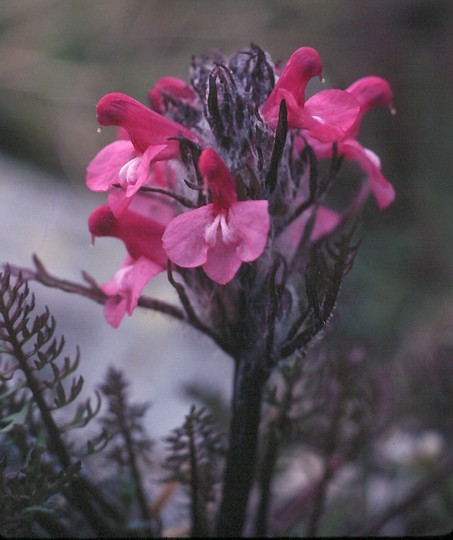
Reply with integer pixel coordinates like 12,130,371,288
98,366,155,534
164,405,226,537
0,267,123,536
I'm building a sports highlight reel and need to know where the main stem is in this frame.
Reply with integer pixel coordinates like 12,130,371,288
216,355,267,537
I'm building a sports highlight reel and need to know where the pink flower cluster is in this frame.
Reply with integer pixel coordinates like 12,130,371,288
86,45,395,327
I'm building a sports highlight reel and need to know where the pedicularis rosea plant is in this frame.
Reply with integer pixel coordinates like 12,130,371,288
86,45,395,535
5,44,397,536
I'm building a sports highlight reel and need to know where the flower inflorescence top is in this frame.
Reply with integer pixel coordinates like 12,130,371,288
87,45,395,328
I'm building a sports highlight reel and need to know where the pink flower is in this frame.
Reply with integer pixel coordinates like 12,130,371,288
261,47,360,142
162,148,270,284
89,204,168,264
148,76,198,113
303,76,396,209
89,205,168,326
87,93,199,215
338,139,395,210
86,140,164,215
276,206,342,262
101,256,163,328
106,158,177,219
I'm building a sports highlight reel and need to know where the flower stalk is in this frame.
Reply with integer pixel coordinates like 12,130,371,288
217,352,268,536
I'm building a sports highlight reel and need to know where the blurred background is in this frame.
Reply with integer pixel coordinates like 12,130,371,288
0,0,452,528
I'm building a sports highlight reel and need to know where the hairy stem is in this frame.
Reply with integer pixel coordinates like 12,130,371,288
216,357,267,537
254,361,298,536
254,429,279,536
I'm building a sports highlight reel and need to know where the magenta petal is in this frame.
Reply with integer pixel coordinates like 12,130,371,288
107,189,132,217
201,200,270,284
275,205,340,258
365,163,396,210
262,88,304,129
102,256,163,327
86,140,136,191
302,90,360,142
343,140,395,209
228,201,270,261
369,170,395,210
118,215,167,265
89,205,167,265
104,296,128,328
162,205,214,267
123,144,168,198
202,240,242,284
311,207,341,241
198,148,238,210
346,76,394,138
347,76,394,115
126,257,164,307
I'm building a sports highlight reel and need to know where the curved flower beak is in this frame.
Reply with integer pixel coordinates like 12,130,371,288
96,92,197,156
261,47,323,128
346,76,395,138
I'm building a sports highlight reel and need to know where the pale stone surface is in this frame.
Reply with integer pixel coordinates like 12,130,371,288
0,152,232,442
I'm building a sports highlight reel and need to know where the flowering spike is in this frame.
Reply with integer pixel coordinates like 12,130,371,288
78,44,401,535
86,43,395,323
